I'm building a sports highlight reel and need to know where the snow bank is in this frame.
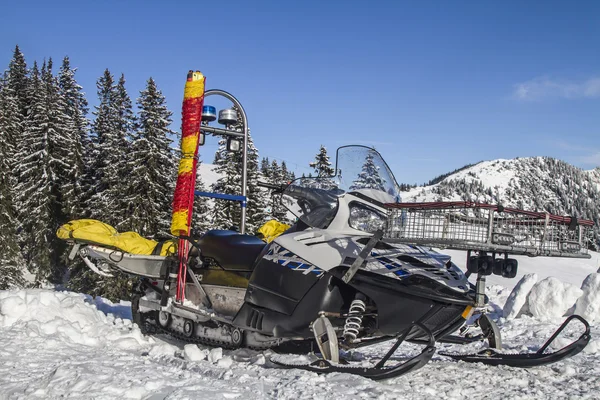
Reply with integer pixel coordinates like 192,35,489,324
574,273,600,324
503,273,537,320
0,289,151,349
527,278,583,321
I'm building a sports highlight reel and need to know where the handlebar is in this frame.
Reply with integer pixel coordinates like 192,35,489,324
257,181,285,191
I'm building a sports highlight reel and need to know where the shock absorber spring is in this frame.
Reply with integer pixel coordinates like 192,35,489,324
343,294,367,342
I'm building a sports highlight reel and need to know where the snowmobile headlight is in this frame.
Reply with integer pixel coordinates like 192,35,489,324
348,202,387,233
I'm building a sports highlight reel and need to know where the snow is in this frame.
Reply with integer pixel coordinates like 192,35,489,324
527,277,583,321
197,162,221,188
574,273,600,324
208,347,224,363
1,254,600,399
503,273,538,320
0,290,149,349
403,159,518,202
183,344,209,361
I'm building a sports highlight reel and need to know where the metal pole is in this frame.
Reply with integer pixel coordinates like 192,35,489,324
200,125,244,138
204,90,249,234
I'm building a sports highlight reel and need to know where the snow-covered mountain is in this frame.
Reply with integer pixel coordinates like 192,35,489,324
586,167,600,192
403,157,600,230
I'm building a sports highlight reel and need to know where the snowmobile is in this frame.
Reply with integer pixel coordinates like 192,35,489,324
62,145,593,380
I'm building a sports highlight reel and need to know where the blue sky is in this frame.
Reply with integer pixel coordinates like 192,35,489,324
1,0,599,184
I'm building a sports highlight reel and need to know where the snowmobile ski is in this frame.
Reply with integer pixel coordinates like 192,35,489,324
271,323,436,381
441,315,590,367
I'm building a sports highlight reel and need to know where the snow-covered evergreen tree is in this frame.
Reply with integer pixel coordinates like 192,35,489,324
245,132,268,232
13,61,67,283
308,145,336,189
121,77,176,237
310,145,335,177
107,74,136,228
114,74,137,142
266,159,288,223
42,58,75,213
58,56,89,219
6,45,29,117
269,159,282,183
211,136,242,230
0,77,21,181
0,157,24,289
88,70,133,226
0,77,25,289
4,46,28,194
87,69,116,220
280,160,295,182
349,152,387,191
260,157,270,178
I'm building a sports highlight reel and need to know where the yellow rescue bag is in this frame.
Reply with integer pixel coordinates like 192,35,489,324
257,220,290,243
57,219,177,256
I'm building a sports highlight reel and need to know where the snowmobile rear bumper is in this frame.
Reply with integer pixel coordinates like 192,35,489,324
441,315,591,367
271,323,436,381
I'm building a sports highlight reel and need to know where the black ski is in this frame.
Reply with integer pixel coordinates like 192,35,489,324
271,323,436,380
440,315,590,367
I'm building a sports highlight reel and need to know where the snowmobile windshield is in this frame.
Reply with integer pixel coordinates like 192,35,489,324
334,146,402,203
282,146,401,228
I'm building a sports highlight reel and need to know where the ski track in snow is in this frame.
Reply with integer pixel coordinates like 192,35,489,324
2,260,600,399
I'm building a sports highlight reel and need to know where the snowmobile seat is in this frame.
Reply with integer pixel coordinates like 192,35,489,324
198,230,266,272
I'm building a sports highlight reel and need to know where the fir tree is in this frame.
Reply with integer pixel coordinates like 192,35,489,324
267,159,288,222
0,79,25,289
114,74,137,142
211,136,240,230
58,56,89,219
245,132,268,232
260,157,270,178
42,58,75,215
308,145,336,189
349,152,387,191
3,46,28,189
88,70,133,226
0,160,24,289
106,74,136,228
87,69,116,220
0,78,21,180
122,77,176,237
13,62,67,283
309,145,335,177
6,45,29,117
280,161,295,183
